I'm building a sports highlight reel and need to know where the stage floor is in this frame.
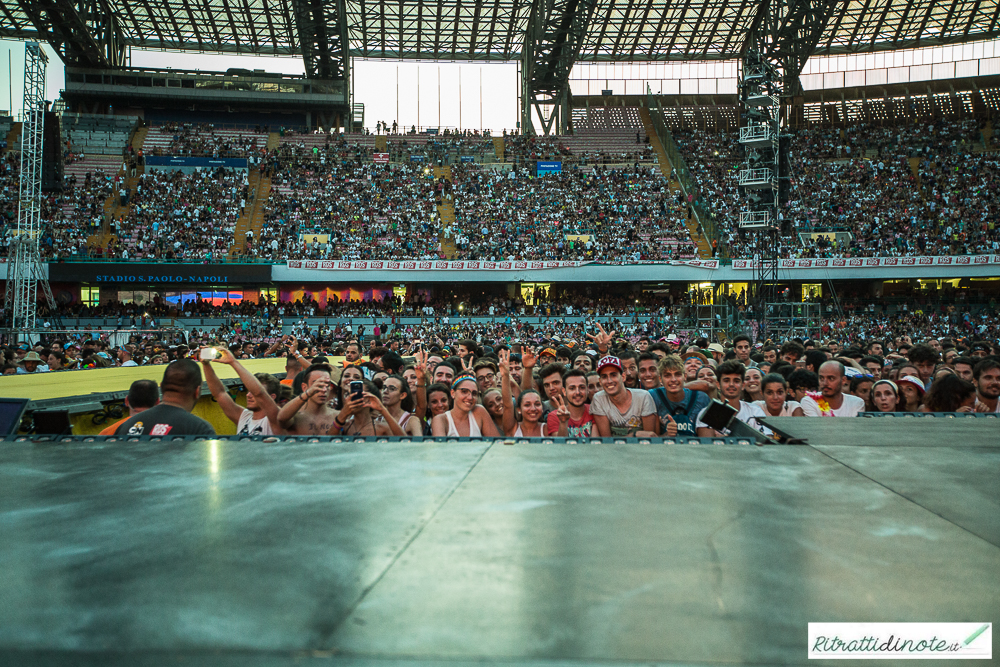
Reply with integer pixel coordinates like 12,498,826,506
1,421,998,666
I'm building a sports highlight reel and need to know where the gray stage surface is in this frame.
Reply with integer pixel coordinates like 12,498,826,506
1,421,998,666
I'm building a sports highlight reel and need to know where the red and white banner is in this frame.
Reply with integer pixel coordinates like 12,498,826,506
731,255,1000,270
287,260,590,271
373,153,389,164
285,259,720,271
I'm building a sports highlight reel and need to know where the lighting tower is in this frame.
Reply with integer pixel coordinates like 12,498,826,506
4,42,56,338
737,49,788,340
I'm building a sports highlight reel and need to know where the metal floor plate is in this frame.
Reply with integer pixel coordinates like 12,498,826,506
1,433,997,666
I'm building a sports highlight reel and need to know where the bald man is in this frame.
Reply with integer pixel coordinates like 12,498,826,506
800,360,866,417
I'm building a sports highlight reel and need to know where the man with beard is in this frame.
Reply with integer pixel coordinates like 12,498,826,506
973,357,1000,413
546,369,594,437
800,361,865,417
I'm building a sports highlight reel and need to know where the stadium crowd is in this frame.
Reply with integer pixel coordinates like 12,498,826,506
672,118,1000,259
3,114,1000,265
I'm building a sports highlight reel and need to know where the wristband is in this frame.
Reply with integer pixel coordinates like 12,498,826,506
334,415,346,427
299,392,309,402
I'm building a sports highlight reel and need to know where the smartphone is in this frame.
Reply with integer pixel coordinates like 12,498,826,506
350,380,364,401
200,348,219,361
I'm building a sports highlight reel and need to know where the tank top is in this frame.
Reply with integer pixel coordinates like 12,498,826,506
445,410,481,437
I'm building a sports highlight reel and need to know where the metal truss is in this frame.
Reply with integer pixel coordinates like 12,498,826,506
743,0,840,97
1,0,996,60
293,0,349,88
521,0,596,135
4,43,56,335
18,0,126,68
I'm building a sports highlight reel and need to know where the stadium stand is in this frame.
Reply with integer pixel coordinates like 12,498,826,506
62,113,137,156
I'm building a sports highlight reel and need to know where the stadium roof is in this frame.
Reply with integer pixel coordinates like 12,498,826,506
2,0,999,62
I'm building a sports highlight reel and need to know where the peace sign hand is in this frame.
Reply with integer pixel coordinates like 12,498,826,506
460,355,474,374
551,393,570,422
413,349,428,382
497,348,511,376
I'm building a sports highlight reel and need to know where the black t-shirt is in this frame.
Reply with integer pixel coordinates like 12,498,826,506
114,404,216,437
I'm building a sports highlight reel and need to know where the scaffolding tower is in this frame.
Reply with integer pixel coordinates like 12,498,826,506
737,50,785,342
4,43,56,339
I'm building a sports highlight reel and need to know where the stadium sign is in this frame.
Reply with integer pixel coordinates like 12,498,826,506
373,153,389,164
144,156,249,170
49,263,271,285
536,161,562,176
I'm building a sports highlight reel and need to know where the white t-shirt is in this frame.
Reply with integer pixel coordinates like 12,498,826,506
590,388,656,436
800,394,865,417
753,399,802,417
696,400,770,435
237,408,274,435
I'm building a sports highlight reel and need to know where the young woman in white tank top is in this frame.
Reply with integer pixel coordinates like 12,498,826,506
431,376,499,437
498,350,544,438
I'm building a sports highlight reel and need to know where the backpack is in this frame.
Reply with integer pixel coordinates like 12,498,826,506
652,387,699,435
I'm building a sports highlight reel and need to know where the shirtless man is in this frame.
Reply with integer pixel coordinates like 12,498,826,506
277,364,338,434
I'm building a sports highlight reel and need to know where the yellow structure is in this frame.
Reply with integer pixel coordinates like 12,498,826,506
0,358,346,437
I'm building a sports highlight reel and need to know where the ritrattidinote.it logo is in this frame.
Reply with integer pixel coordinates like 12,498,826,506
808,623,991,660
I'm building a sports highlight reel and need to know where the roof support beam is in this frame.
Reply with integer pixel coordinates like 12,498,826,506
742,0,840,96
520,0,597,135
20,0,125,68
292,0,350,102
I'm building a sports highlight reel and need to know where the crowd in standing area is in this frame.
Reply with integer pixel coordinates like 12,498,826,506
10,318,998,438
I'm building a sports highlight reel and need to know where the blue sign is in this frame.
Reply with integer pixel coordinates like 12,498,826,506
536,161,562,176
425,128,439,135
145,156,248,169
409,155,426,162
460,156,475,163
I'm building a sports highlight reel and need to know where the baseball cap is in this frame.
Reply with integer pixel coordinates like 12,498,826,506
596,355,622,374
897,375,925,395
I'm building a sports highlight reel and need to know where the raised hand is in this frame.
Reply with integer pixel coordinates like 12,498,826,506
585,322,616,351
363,392,388,414
551,393,570,423
414,349,428,382
212,347,237,365
460,355,474,374
497,348,511,376
521,346,536,369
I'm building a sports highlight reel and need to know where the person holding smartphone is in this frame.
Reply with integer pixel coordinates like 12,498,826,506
201,347,283,436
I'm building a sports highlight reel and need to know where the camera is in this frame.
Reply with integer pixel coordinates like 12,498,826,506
200,348,220,361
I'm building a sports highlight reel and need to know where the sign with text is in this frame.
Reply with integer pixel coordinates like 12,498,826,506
373,153,389,164
48,263,271,285
536,161,562,176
